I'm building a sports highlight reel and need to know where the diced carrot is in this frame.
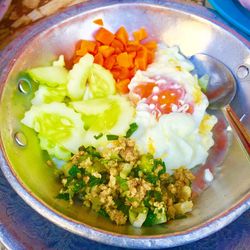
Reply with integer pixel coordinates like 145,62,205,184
147,50,155,64
80,40,96,53
111,39,124,52
98,45,115,58
128,51,136,59
94,52,104,66
111,68,121,80
104,54,116,70
119,67,130,80
143,41,157,50
126,41,141,52
129,68,136,78
134,47,148,70
73,56,82,64
115,26,129,45
72,25,157,83
128,52,136,68
94,27,115,45
93,18,104,26
116,79,130,94
133,28,147,41
93,41,102,54
75,48,87,56
116,52,132,68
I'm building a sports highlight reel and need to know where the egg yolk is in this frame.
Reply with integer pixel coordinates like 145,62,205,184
133,82,156,98
134,81,194,118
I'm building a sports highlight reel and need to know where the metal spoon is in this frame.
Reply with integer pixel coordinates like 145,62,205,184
190,53,250,154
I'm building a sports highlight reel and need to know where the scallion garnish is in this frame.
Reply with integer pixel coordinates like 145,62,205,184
125,122,138,138
106,134,119,140
94,133,103,140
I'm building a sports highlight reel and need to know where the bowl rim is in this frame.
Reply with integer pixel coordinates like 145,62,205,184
0,0,249,248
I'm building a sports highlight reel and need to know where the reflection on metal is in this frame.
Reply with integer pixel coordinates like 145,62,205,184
240,114,246,122
14,131,27,147
237,65,249,79
17,79,31,94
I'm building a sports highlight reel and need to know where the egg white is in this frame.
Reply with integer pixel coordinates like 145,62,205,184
130,45,217,172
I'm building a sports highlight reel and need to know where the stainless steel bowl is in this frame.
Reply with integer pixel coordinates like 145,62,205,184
0,0,249,248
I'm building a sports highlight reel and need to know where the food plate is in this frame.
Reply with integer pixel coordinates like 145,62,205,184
0,0,249,248
208,0,250,36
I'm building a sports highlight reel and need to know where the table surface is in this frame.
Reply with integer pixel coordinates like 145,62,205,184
0,1,249,250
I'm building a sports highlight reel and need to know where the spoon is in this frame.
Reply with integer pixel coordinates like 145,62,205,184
190,53,250,154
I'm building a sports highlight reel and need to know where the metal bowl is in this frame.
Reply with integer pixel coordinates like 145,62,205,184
0,0,249,248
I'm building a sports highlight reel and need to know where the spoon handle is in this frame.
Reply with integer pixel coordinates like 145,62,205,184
225,106,250,155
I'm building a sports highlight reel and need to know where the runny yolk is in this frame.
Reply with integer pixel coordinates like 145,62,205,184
134,82,194,118
133,82,156,98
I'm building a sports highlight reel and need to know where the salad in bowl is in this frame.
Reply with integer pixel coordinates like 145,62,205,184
19,24,216,227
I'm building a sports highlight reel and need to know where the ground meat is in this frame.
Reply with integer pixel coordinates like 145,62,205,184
57,138,195,227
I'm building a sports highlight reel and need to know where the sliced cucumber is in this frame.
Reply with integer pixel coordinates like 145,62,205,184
21,102,85,153
76,95,135,148
39,135,71,161
88,63,116,98
108,95,135,135
67,53,94,100
70,98,111,115
31,85,67,105
27,66,69,87
71,95,135,133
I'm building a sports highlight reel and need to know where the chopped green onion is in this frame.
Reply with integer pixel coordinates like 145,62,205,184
125,123,138,138
106,134,119,140
56,193,69,201
94,133,103,140
98,208,109,218
69,165,80,177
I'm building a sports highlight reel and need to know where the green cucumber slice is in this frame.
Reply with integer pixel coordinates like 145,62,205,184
21,102,85,153
39,135,71,161
70,98,111,115
71,95,135,134
88,63,116,98
31,85,67,105
67,53,94,100
27,66,69,87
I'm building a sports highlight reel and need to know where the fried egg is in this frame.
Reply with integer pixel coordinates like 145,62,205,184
129,45,217,172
